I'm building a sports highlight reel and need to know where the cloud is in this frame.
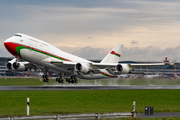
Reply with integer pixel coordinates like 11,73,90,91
121,46,179,62
57,45,180,62
0,0,180,59
131,40,138,45
88,36,93,39
72,46,109,59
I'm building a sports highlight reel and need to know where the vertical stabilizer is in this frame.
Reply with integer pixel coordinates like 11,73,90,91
101,43,124,63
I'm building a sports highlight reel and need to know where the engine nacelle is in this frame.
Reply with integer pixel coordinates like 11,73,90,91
13,62,27,71
6,62,13,70
75,63,89,73
6,58,17,70
6,62,27,71
115,64,131,74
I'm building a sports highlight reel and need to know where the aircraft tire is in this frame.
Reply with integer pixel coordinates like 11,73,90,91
73,75,76,79
56,78,58,82
68,79,71,84
58,79,60,83
66,78,69,82
61,80,64,83
75,79,78,83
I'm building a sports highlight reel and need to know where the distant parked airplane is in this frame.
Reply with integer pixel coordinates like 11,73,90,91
144,73,160,79
4,33,176,83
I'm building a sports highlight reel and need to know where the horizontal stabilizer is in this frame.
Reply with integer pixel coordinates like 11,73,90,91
165,60,176,65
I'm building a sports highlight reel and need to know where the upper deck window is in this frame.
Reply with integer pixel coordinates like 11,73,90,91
14,34,22,37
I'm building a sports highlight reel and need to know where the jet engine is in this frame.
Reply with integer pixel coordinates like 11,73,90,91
13,62,27,71
6,58,17,70
6,62,13,70
115,64,131,74
6,61,27,71
75,63,90,73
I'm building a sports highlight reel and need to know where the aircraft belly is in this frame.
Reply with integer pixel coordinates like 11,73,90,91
20,49,47,64
20,49,72,74
77,69,118,79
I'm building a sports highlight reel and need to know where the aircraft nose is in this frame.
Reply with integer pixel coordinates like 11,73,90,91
4,41,19,57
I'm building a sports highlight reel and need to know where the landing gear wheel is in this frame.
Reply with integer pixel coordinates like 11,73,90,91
56,78,58,82
66,78,69,83
68,79,71,84
56,78,64,83
61,80,64,83
71,80,74,84
42,74,49,83
65,75,78,84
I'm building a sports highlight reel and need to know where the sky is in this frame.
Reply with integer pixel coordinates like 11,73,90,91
0,0,180,62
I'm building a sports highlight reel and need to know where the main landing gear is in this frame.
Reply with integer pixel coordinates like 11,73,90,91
55,75,78,84
42,70,78,84
42,69,50,83
42,75,49,83
56,76,64,83
66,75,78,84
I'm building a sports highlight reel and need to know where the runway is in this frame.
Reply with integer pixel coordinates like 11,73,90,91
1,85,180,90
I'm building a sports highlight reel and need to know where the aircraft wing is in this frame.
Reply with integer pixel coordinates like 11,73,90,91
51,60,117,69
50,59,176,75
128,60,176,68
51,60,77,67
50,60,116,75
23,62,37,70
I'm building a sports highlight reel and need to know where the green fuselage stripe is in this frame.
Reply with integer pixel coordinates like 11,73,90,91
114,53,120,57
16,46,69,61
101,72,117,78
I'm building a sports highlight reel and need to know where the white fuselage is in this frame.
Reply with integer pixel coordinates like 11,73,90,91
4,34,117,79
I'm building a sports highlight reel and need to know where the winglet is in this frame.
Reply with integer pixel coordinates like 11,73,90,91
165,60,176,65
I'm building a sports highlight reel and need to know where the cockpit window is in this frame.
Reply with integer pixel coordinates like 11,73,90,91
14,34,22,37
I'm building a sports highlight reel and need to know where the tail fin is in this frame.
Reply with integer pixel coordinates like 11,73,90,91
101,43,124,63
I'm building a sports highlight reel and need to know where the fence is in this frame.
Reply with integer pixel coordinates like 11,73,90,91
0,112,137,120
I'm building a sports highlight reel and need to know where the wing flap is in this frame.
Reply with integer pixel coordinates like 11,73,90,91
91,63,117,69
51,60,77,67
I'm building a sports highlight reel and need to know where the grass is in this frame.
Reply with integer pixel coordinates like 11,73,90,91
0,77,43,86
0,78,180,117
1,77,180,86
0,90,180,117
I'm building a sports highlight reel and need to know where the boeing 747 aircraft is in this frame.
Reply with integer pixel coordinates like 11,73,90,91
4,33,175,83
